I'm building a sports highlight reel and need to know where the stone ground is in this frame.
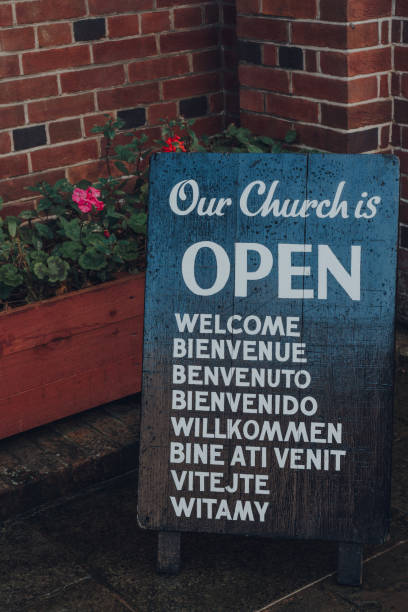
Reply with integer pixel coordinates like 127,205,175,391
0,328,407,611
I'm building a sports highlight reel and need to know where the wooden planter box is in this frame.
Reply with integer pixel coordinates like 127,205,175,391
0,274,145,440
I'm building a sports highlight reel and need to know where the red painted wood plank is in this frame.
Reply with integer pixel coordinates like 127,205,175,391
0,273,145,357
0,353,142,440
0,316,143,397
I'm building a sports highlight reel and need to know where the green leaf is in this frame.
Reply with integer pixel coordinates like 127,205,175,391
6,217,17,238
19,210,36,220
47,256,69,283
128,212,147,235
115,241,140,262
59,241,83,261
115,161,129,175
0,263,23,287
0,283,13,300
59,218,81,242
284,130,297,144
35,222,54,240
79,248,107,271
33,262,48,280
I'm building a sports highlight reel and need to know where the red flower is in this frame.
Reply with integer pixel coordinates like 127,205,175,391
103,230,110,238
161,135,187,153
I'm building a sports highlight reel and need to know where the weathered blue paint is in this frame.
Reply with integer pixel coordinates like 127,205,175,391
138,153,399,543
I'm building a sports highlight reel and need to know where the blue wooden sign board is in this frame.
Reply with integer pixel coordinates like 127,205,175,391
138,153,399,553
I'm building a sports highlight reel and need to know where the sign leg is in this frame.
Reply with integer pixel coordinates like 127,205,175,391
337,542,363,585
157,531,181,574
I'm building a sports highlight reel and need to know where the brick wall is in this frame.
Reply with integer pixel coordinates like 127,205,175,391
0,0,230,212
394,0,408,321
237,0,393,153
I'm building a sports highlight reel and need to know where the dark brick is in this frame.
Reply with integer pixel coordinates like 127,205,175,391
13,125,47,151
74,18,105,42
238,40,262,64
403,22,408,43
180,95,208,118
279,46,303,70
117,107,146,129
401,225,408,249
347,127,378,153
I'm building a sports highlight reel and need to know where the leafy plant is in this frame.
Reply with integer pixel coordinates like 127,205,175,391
0,116,294,311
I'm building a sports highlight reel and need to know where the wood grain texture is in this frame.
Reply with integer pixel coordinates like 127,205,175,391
0,274,144,439
138,153,399,545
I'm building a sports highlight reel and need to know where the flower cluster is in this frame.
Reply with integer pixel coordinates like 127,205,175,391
72,187,104,213
161,135,187,153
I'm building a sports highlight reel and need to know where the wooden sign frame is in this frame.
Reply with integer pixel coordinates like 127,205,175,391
138,153,399,584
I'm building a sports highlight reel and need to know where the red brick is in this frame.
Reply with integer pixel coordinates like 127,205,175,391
348,23,379,48
236,16,287,42
392,19,402,43
381,20,389,44
293,73,348,103
192,49,220,72
320,0,391,21
23,46,91,75
0,133,11,155
49,119,82,144
163,72,220,100
240,111,289,141
348,47,391,76
0,27,35,51
392,73,401,97
129,55,189,82
0,105,25,130
16,0,86,24
31,140,99,172
239,65,290,93
292,22,347,48
0,55,20,78
395,149,408,173
147,102,178,125
0,4,13,26
0,75,58,104
83,113,114,137
28,93,95,123
395,46,408,71
305,50,317,73
0,169,65,203
236,0,260,13
189,114,224,137
321,100,392,129
157,0,204,7
348,76,378,102
209,91,224,113
265,93,319,123
61,65,125,94
98,83,159,111
141,11,170,34
38,23,72,48
262,0,317,19
160,28,218,53
0,153,28,180
93,36,156,64
380,124,390,148
296,124,378,153
67,159,107,184
320,52,348,77
174,7,202,29
240,88,264,112
380,74,389,97
396,0,408,17
107,15,139,38
89,0,153,14
263,44,277,66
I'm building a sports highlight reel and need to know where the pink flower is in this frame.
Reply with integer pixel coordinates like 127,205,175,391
72,187,104,213
103,229,110,238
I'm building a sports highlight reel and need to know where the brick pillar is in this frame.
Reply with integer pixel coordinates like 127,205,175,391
394,0,408,322
237,0,393,153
